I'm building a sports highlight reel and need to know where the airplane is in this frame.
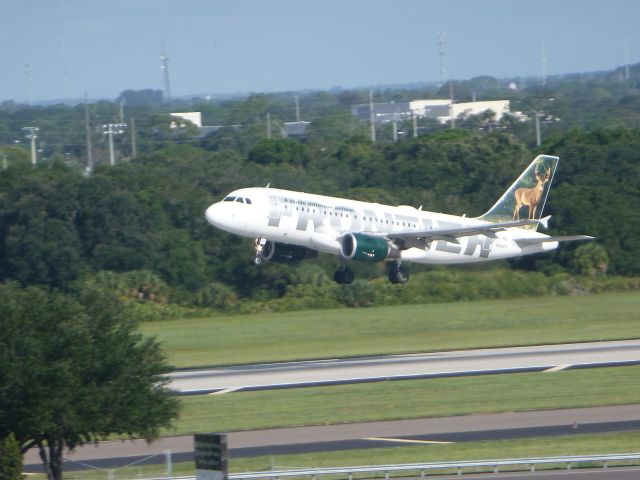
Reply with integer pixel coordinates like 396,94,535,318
205,155,593,284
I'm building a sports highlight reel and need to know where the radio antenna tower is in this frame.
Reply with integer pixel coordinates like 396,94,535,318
59,0,70,98
160,39,172,102
541,42,548,86
437,32,447,86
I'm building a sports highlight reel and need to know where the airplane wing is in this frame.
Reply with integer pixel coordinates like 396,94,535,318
386,218,547,249
515,235,595,247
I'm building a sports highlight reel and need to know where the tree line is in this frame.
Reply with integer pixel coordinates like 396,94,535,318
0,125,638,307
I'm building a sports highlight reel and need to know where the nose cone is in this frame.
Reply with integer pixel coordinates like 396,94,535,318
205,203,225,227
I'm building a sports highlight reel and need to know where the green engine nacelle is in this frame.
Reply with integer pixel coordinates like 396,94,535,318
340,232,390,262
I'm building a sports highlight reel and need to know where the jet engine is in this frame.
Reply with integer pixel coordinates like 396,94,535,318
261,241,318,263
340,232,398,262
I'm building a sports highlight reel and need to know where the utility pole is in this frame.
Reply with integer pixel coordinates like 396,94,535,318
22,127,39,166
160,39,171,102
392,113,398,142
541,42,548,86
118,100,125,123
412,112,418,138
449,82,456,129
266,113,272,139
102,123,126,166
625,35,631,81
130,117,137,158
534,111,542,147
84,93,93,173
369,89,376,142
294,96,301,122
25,64,32,106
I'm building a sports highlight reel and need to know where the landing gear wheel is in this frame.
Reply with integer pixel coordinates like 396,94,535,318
252,237,267,266
334,267,355,284
388,267,409,284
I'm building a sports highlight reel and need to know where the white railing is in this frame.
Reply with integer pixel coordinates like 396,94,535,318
227,453,640,479
81,453,640,480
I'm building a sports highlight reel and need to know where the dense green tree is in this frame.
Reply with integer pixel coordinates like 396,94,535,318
248,138,309,166
0,283,179,480
0,433,23,480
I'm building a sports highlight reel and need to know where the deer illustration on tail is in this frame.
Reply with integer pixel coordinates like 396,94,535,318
513,166,552,220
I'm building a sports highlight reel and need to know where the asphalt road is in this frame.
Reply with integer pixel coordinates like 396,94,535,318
169,340,640,394
23,404,640,471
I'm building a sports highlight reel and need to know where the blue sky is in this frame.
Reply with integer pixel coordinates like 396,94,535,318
2,0,639,102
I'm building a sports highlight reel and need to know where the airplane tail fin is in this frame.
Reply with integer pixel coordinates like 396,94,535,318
479,155,559,230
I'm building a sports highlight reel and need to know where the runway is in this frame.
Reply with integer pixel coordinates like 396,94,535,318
23,405,640,472
169,340,640,394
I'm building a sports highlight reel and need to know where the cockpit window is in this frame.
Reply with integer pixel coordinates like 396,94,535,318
223,196,236,202
245,198,252,204
235,197,245,203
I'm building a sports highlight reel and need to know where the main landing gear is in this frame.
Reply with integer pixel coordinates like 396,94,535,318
333,266,354,285
388,263,409,284
333,263,409,285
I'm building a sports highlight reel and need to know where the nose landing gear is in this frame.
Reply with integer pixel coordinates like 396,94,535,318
252,237,267,265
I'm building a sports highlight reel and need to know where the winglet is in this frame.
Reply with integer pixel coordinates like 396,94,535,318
538,215,551,229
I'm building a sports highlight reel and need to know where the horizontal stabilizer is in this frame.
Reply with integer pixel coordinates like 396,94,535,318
516,235,595,248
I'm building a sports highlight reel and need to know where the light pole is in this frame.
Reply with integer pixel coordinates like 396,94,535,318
22,126,39,166
102,123,126,166
534,111,542,147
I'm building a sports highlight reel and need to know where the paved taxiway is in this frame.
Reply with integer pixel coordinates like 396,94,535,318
23,405,640,471
170,340,640,394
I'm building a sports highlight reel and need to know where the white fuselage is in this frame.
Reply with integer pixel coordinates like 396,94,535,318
205,187,558,264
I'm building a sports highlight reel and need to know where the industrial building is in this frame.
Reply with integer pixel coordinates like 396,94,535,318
351,99,510,125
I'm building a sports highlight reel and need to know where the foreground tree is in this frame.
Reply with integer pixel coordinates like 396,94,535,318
0,433,23,480
0,283,179,480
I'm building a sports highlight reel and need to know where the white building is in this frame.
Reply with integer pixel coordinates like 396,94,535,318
170,112,203,128
445,100,510,124
351,99,510,125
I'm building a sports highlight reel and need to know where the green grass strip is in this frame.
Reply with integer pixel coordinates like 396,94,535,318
231,431,640,472
169,366,640,434
142,292,640,368
61,431,640,479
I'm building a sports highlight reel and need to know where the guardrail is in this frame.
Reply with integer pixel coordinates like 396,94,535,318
226,453,640,479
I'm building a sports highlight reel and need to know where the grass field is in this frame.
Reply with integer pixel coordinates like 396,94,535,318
167,365,640,434
140,292,640,368
230,431,640,473
61,431,640,479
